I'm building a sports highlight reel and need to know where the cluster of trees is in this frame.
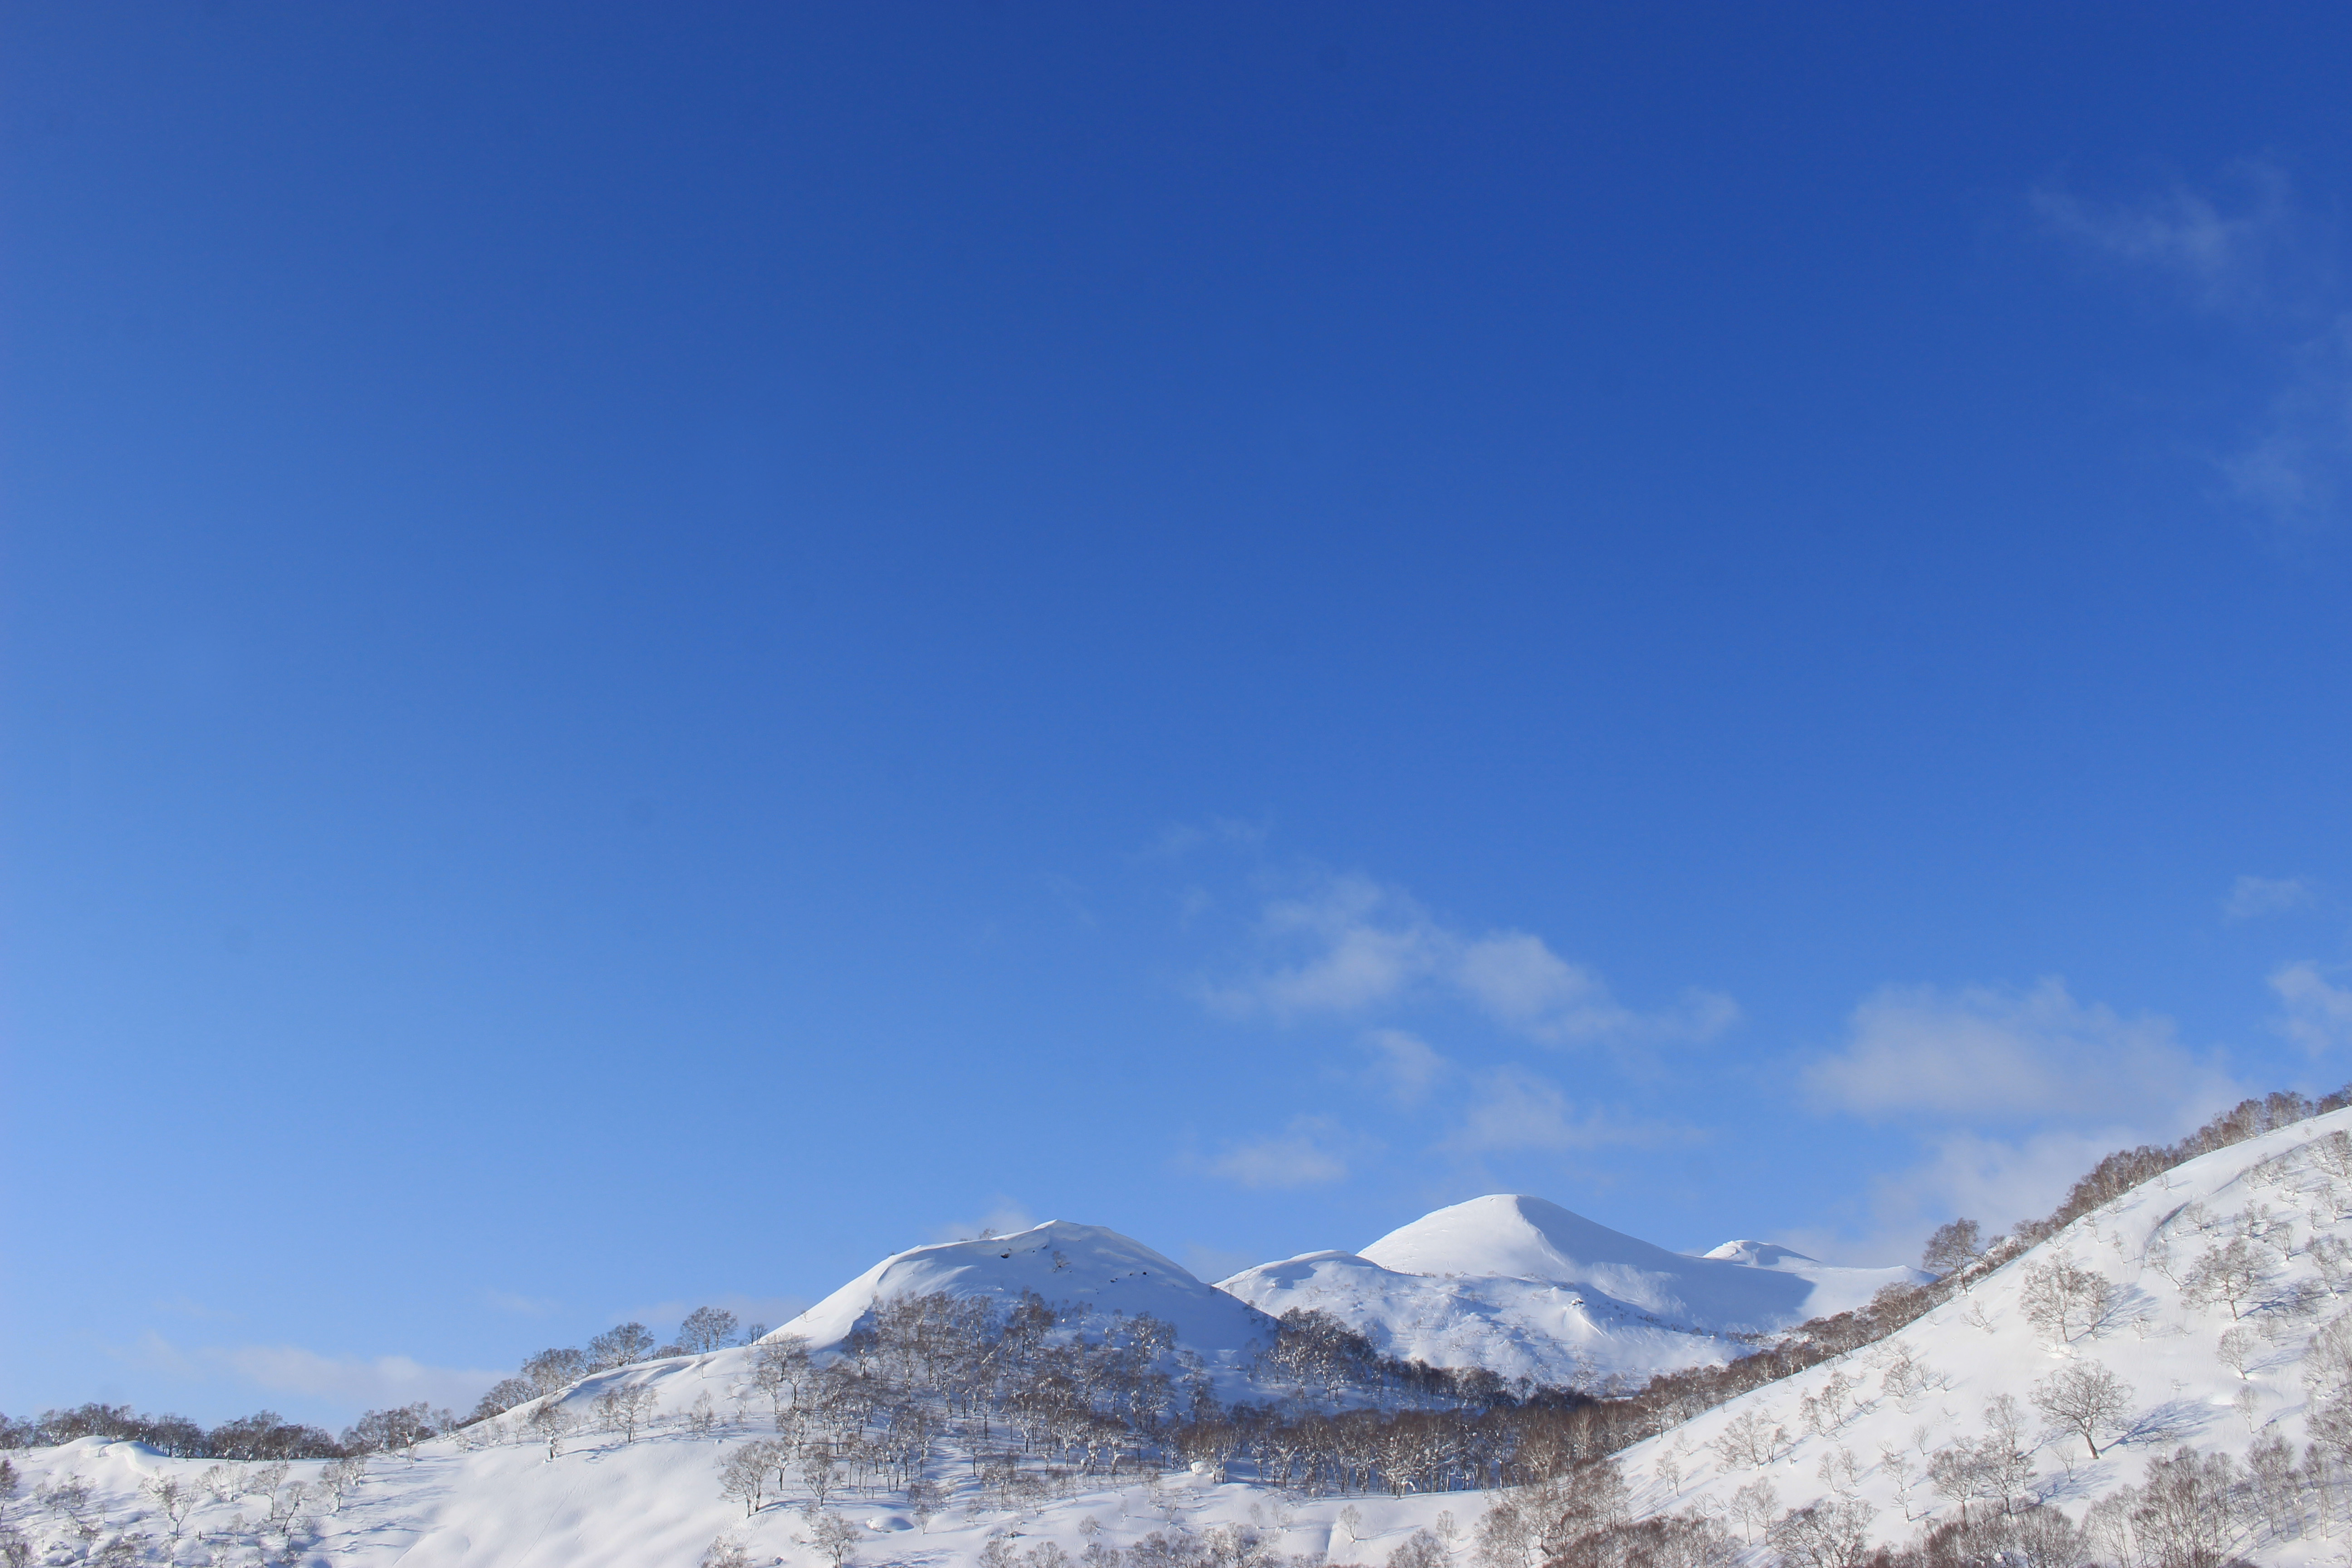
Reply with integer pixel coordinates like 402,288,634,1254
0,1399,481,1463
1924,1088,2352,1289
0,1305,760,1465
0,1446,371,1566
1481,1437,2342,1568
674,1087,2352,1528
0,1404,343,1461
693,1287,1628,1521
468,1304,764,1424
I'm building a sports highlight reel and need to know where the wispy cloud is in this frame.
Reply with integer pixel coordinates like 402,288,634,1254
2226,874,2317,921
484,1289,563,1318
1840,1123,2176,1266
1142,817,1271,861
1208,1115,1367,1189
1441,1065,1676,1155
1806,977,2229,1124
2032,162,2291,307
2271,961,2352,1054
122,1332,505,1418
2037,162,2352,536
1362,1028,1451,1106
1205,872,1737,1048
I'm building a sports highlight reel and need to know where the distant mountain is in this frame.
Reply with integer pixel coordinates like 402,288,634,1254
768,1220,1278,1363
10,1123,2342,1565
1219,1195,1923,1387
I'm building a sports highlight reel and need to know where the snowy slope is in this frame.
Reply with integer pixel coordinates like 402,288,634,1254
22,1142,2340,1568
0,1426,1480,1568
1219,1196,1921,1387
1613,1107,2352,1561
772,1220,1277,1359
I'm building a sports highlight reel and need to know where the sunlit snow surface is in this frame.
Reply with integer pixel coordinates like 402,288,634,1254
1219,1196,1924,1387
15,1130,2352,1564
777,1221,1279,1373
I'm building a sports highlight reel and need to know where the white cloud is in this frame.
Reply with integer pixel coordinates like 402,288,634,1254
1806,977,2225,1123
1362,1028,1451,1105
1441,1066,1673,1155
2225,874,2317,920
123,1333,504,1417
1208,872,1736,1047
2037,165,2352,535
223,1346,502,1411
483,1289,562,1318
2033,162,2290,305
2272,961,2352,1054
1209,1116,1363,1189
1797,1123,2176,1269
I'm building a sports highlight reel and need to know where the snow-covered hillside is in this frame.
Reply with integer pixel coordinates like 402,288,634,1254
19,1133,2350,1567
1219,1196,1921,1389
1612,1106,2352,1561
775,1221,1278,1372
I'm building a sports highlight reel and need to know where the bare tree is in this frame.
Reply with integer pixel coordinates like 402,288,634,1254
527,1401,576,1460
1877,1446,1921,1522
808,1510,861,1568
328,1454,371,1508
802,1444,842,1510
1766,1498,1875,1568
470,1377,539,1424
1710,1406,1787,1470
1921,1219,1984,1282
596,1382,660,1442
588,1323,657,1372
1727,1478,1779,1544
750,1335,813,1417
2184,1237,2267,1320
2019,1258,2115,1342
2217,1324,2260,1380
343,1402,438,1459
2131,1446,2243,1568
523,1347,589,1397
139,1475,195,1536
719,1441,782,1516
702,1534,755,1568
2315,1235,2352,1296
679,1307,741,1356
1980,1395,2038,1510
1928,1443,1994,1527
2031,1362,2134,1460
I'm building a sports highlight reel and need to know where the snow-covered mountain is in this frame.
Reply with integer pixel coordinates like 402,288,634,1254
773,1220,1277,1363
1218,1195,1923,1387
16,1135,2343,1566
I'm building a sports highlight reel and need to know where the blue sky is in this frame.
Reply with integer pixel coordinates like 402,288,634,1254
6,3,2352,1428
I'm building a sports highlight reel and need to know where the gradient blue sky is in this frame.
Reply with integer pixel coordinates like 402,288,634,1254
7,4,2352,1428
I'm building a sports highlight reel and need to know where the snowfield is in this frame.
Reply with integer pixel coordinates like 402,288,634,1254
1615,1105,2352,1562
13,1127,2352,1565
1220,1196,1923,1389
777,1222,1281,1394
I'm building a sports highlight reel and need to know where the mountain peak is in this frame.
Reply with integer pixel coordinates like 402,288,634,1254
1359,1194,1683,1283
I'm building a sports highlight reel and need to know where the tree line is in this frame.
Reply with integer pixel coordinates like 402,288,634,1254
0,1303,760,1463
